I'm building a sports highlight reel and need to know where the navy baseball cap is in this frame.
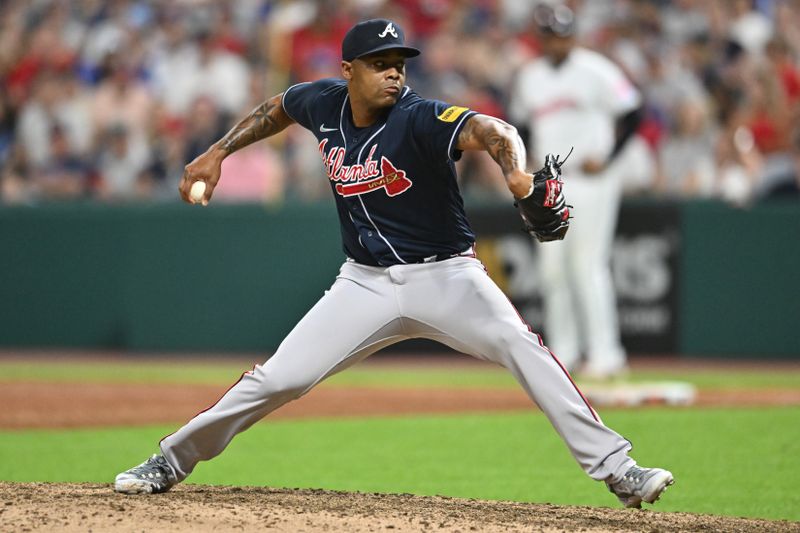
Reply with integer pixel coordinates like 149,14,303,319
342,19,420,61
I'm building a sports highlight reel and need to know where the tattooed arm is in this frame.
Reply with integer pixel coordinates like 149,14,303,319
456,114,533,199
179,93,295,204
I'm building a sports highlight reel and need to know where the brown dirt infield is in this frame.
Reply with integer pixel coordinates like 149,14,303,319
1,381,798,429
3,482,798,533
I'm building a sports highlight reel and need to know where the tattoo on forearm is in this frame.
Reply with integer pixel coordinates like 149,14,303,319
486,124,526,176
461,116,526,176
220,98,281,154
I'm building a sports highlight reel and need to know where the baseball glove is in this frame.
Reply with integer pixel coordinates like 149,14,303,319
515,152,571,242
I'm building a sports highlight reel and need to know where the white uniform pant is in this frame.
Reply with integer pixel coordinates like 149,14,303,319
161,257,634,483
539,171,626,374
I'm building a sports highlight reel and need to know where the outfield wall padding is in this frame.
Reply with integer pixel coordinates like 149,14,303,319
0,203,343,351
679,200,800,357
1,200,798,357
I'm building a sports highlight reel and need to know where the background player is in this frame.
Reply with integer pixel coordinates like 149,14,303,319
510,5,644,380
114,18,673,509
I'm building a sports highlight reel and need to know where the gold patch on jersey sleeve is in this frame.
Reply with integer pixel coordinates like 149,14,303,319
437,106,469,123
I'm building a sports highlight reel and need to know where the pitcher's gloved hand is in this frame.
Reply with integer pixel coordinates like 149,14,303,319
515,152,572,242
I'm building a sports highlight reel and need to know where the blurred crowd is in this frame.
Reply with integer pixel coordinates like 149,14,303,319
1,0,799,205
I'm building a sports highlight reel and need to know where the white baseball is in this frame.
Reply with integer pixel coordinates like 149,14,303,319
189,181,207,204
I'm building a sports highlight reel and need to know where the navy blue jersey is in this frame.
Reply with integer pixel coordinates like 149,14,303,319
282,78,478,266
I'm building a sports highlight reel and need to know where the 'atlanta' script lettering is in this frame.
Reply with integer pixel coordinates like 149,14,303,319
317,139,413,198
318,139,380,183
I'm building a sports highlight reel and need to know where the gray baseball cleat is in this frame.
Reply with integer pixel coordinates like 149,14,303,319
606,465,674,508
114,454,177,494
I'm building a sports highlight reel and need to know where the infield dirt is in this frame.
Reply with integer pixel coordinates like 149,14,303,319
3,482,798,533
2,381,798,429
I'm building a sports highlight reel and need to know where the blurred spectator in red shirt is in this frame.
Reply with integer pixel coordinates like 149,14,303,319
766,37,800,106
393,0,450,40
289,2,351,82
4,5,79,105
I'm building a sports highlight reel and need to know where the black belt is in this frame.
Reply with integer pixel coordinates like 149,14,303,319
418,245,476,264
346,246,476,266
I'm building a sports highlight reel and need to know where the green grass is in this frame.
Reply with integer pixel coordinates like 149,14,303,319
0,359,249,385
1,359,799,390
330,367,800,390
1,407,798,522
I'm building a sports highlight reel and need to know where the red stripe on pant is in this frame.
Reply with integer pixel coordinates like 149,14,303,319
160,365,257,445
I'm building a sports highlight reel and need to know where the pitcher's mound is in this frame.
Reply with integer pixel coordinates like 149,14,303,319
1,482,796,532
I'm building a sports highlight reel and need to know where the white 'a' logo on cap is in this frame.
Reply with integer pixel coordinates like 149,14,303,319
378,22,398,39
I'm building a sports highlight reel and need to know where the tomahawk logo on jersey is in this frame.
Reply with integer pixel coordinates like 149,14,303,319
318,139,413,197
282,78,478,266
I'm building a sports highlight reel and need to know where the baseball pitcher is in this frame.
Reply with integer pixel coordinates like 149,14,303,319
114,18,672,509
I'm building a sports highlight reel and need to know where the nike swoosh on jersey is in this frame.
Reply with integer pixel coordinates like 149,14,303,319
319,124,338,132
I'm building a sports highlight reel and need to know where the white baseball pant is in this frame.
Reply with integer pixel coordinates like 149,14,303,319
160,256,634,483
